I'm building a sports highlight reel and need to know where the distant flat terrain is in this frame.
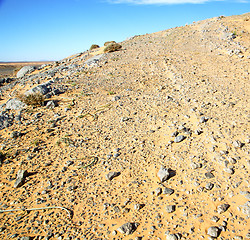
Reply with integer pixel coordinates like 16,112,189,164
0,61,53,78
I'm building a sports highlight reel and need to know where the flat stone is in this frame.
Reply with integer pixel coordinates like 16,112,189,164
217,204,230,214
166,205,176,213
174,135,186,143
157,166,170,182
105,171,120,181
14,170,28,188
207,226,220,238
117,222,137,235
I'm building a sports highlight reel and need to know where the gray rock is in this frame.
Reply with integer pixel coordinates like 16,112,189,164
155,187,162,196
14,170,28,188
17,66,35,78
207,226,220,238
157,166,170,182
241,201,250,217
5,98,27,110
217,204,230,214
11,131,21,139
85,54,104,67
233,140,243,148
117,222,137,235
162,187,174,195
174,135,186,143
46,100,57,109
165,233,179,240
105,171,120,181
25,80,53,96
205,182,214,190
200,116,208,123
134,203,144,211
166,205,176,213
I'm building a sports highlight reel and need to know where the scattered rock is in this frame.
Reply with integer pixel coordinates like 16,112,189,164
17,66,35,78
165,233,180,240
117,222,138,235
105,171,120,181
14,170,28,188
207,226,220,238
162,188,174,195
174,135,186,143
217,204,230,214
5,98,27,110
157,166,170,182
166,205,176,213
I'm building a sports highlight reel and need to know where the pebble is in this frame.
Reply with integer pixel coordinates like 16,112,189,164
217,204,230,214
157,166,170,182
105,171,120,181
207,226,220,238
174,135,186,143
166,205,176,213
117,222,138,235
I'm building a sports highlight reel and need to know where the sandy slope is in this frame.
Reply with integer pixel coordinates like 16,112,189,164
0,13,249,240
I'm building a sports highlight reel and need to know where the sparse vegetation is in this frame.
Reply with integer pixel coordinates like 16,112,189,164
89,44,100,50
107,91,115,95
104,41,116,46
104,43,122,53
18,93,45,107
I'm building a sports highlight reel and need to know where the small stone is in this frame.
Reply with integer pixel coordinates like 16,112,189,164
11,131,21,139
174,135,186,143
205,183,214,190
207,226,220,238
14,170,28,188
106,171,120,180
211,216,220,222
233,140,243,148
224,167,234,174
134,203,144,211
157,166,170,182
205,172,215,179
162,188,174,195
217,204,230,214
200,116,208,123
166,205,176,213
165,233,178,240
117,222,137,235
155,187,162,196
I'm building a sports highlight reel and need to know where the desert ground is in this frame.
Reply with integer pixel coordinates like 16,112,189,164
0,13,249,240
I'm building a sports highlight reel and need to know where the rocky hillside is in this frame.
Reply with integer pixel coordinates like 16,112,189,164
0,13,249,240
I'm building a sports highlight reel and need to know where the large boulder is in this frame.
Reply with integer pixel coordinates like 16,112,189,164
16,66,35,78
5,98,27,110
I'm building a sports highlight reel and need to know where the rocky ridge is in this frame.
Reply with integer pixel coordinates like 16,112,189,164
0,13,249,240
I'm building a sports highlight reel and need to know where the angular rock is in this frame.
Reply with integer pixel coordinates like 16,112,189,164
241,201,250,217
117,222,138,235
17,66,35,78
157,166,170,182
217,204,230,214
162,187,174,195
174,135,186,143
25,80,53,96
5,98,27,110
105,171,120,181
166,205,176,213
14,170,28,188
165,233,179,240
207,226,220,238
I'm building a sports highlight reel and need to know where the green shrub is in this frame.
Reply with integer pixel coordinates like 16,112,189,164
104,41,116,46
19,93,45,107
89,44,100,50
104,43,122,53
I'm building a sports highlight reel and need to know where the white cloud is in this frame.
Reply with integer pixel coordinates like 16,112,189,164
107,0,246,4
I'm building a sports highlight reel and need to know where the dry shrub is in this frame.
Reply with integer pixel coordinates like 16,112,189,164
89,44,100,50
19,92,45,107
104,43,122,53
104,41,116,46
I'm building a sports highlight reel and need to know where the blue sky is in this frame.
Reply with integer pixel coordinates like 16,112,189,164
0,0,249,62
